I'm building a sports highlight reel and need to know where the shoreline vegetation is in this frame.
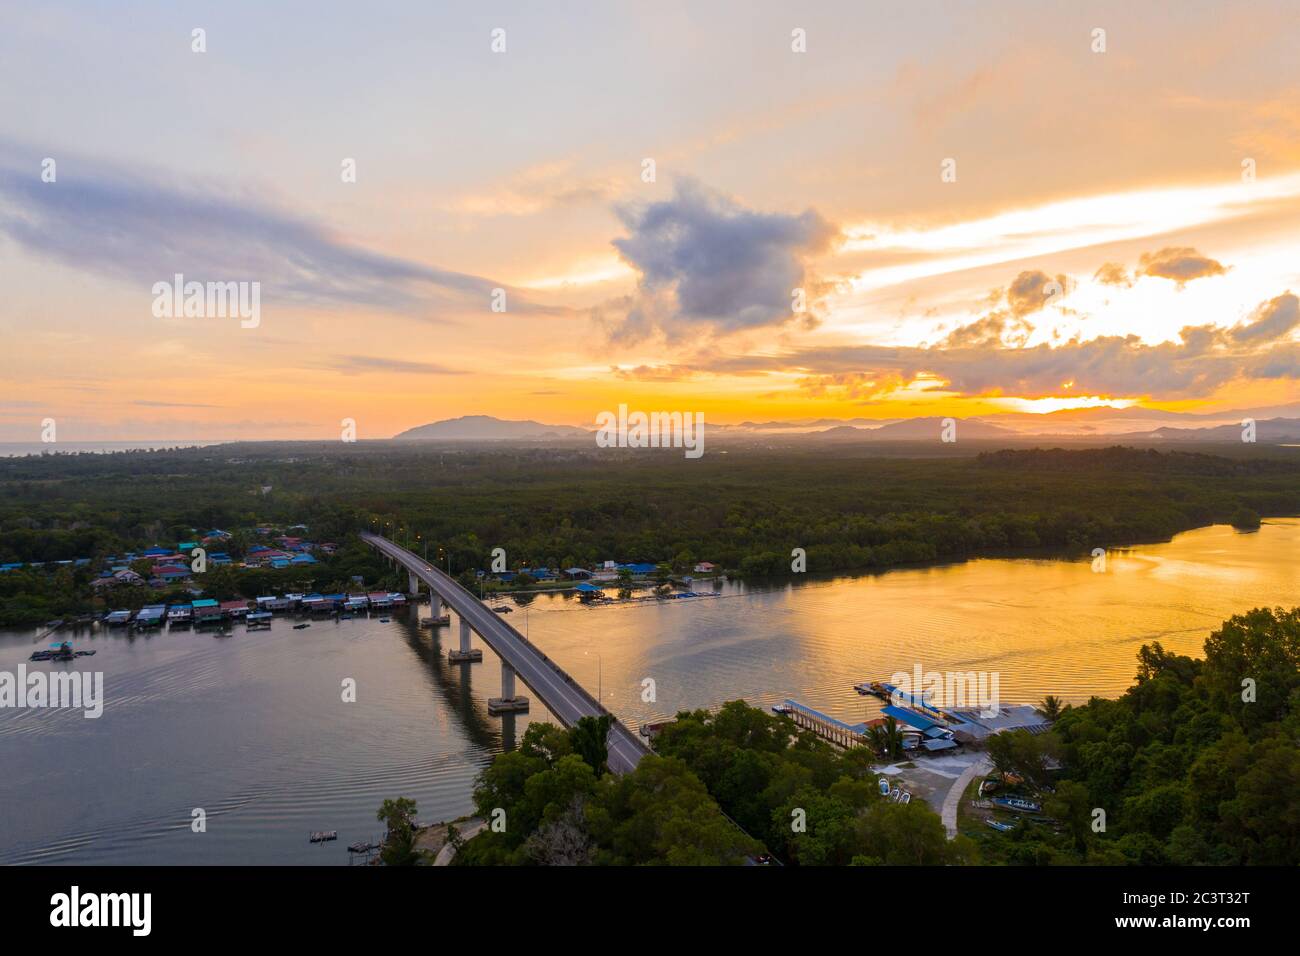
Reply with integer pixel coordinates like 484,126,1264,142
3,444,1300,626
412,606,1296,866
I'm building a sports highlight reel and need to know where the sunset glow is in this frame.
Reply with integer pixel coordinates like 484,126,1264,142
2,2,1299,440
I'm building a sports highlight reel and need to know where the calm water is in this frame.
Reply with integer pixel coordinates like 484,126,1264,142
2,520,1296,864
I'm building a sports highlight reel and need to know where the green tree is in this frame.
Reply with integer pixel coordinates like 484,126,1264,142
569,715,612,776
377,797,420,866
1037,695,1065,721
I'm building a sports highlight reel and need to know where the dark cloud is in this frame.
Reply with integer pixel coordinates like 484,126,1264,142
606,180,838,342
0,143,538,315
1094,262,1132,287
1137,247,1227,285
944,313,1033,348
610,363,698,382
693,292,1300,400
943,269,1067,347
1004,270,1068,317
1229,292,1299,343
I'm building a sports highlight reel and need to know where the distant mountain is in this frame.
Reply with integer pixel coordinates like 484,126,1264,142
856,417,1019,440
391,412,1300,444
736,417,901,431
1131,417,1300,442
393,415,590,441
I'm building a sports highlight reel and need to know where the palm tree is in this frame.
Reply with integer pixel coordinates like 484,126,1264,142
867,716,905,759
1037,695,1064,721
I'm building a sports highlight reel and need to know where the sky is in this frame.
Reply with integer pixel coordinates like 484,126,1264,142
2,0,1299,440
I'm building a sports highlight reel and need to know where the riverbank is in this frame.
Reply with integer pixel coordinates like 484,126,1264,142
410,816,486,865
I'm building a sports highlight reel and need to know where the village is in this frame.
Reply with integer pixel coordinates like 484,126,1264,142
2,521,726,630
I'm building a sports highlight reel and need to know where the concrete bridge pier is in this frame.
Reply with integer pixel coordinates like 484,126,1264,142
407,571,420,597
448,615,482,663
488,661,529,715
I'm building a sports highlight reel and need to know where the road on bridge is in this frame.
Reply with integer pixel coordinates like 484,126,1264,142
361,532,648,774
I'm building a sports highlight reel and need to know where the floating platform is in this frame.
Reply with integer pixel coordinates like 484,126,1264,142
448,648,483,663
420,615,451,628
487,696,529,715
30,643,96,662
309,830,338,843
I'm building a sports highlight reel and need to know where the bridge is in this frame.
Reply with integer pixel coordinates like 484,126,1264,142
360,532,648,774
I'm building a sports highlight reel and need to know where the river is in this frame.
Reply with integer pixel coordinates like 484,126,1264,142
1,519,1296,864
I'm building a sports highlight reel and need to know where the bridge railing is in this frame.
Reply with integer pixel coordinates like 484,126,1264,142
365,533,644,750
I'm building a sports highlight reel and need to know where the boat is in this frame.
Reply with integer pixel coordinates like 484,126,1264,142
992,796,1042,813
900,792,912,804
889,788,902,802
379,618,390,623
493,606,512,614
293,623,311,630
30,641,93,661
877,778,890,796
771,702,793,715
985,819,1016,833
309,831,338,843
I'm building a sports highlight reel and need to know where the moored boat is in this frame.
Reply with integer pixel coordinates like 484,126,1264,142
992,796,1042,813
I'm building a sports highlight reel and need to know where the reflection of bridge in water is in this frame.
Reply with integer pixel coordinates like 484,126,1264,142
395,613,523,753
362,533,648,774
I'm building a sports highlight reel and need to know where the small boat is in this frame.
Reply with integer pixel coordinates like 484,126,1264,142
293,623,311,630
379,618,390,623
877,778,890,796
992,796,1042,813
985,819,1016,833
492,606,512,614
31,642,74,662
771,702,793,715
309,830,338,843
889,788,902,802
900,792,912,804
